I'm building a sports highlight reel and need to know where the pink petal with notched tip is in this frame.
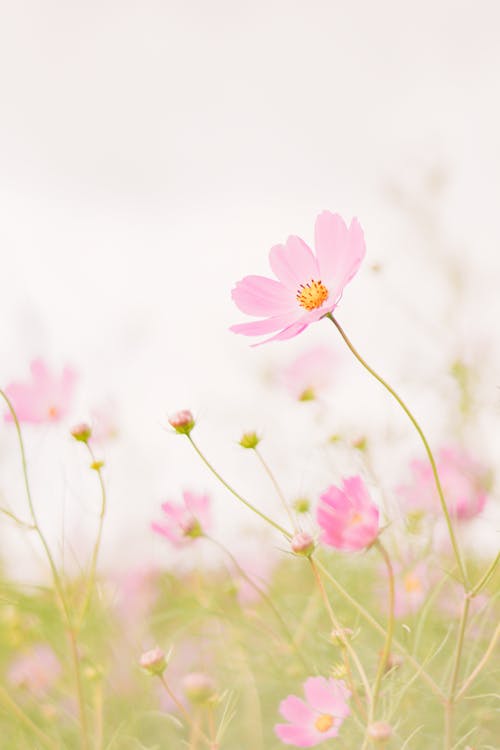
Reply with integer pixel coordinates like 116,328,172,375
314,212,366,299
269,236,320,290
230,311,302,336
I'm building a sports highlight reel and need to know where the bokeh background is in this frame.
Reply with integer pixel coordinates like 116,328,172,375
1,0,499,578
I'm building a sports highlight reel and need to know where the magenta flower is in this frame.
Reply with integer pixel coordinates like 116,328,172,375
4,359,76,424
317,476,379,552
275,677,351,746
152,491,211,547
231,212,365,345
397,446,488,520
281,346,338,400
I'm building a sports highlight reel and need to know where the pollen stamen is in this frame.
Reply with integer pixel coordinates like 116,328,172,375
296,279,328,311
314,713,334,732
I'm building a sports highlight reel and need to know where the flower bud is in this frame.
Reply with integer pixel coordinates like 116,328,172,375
168,410,195,435
330,627,354,647
180,515,203,539
71,423,92,443
239,431,260,449
290,532,314,557
352,435,368,452
139,647,167,676
298,387,315,401
293,497,310,514
368,722,393,741
182,672,217,704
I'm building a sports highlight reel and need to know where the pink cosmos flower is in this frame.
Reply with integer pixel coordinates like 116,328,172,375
275,677,351,746
397,446,488,520
281,346,338,400
231,211,366,345
8,645,61,696
152,491,211,547
391,561,430,619
317,476,379,551
4,359,76,424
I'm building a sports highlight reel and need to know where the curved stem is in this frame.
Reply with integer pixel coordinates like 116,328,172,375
469,551,500,598
455,623,500,701
326,315,467,588
371,540,395,718
0,506,35,529
254,447,297,531
186,435,291,539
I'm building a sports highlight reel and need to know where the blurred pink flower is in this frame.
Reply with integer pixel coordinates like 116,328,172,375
90,402,119,443
152,491,211,547
8,644,61,696
391,561,430,619
233,550,277,607
113,565,160,624
4,359,76,424
275,676,351,746
281,346,338,400
317,476,379,552
397,446,488,520
231,212,365,345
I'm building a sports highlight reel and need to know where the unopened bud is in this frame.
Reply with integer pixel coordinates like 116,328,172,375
293,497,310,514
298,388,315,401
352,435,367,452
139,647,167,676
180,515,203,539
239,431,260,449
368,722,393,741
71,423,92,443
291,532,314,556
330,627,354,647
182,672,216,704
168,410,195,435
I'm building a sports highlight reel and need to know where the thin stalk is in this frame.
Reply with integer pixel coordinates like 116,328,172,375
371,540,395,717
444,597,470,749
0,506,35,529
326,315,467,588
186,435,291,539
159,675,211,744
456,624,500,701
469,551,500,598
313,557,444,699
253,447,297,531
0,685,59,749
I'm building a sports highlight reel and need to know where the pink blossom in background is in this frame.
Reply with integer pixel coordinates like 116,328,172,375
8,644,61,696
152,491,211,547
232,550,278,607
390,561,430,619
397,446,488,520
231,211,365,345
4,359,77,424
317,476,379,552
281,346,338,401
275,676,351,746
90,401,119,443
112,566,160,625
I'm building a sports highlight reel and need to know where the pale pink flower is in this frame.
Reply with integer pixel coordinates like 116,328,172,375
397,446,488,520
231,212,365,345
4,359,76,424
317,477,379,552
232,549,277,606
391,561,430,619
8,645,61,696
275,677,351,746
281,346,338,400
152,491,211,547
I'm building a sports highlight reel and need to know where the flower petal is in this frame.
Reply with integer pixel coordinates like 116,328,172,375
230,312,302,337
269,236,319,291
231,275,295,316
279,695,314,725
314,212,365,298
275,723,318,747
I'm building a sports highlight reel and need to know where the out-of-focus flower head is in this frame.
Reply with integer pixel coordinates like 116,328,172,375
231,211,365,345
317,476,379,552
281,346,338,401
8,644,61,696
182,672,217,704
139,647,167,676
390,560,430,619
397,446,488,521
275,676,351,746
4,359,77,424
152,490,211,547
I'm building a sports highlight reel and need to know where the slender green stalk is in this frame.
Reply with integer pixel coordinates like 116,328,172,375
253,447,297,531
469,551,500,598
186,435,291,539
455,624,500,701
444,596,470,749
371,540,395,717
0,506,34,529
0,685,59,749
326,314,467,588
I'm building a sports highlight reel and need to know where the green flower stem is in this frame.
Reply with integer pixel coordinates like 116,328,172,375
78,442,107,623
186,435,292,539
444,596,470,749
326,314,468,588
206,535,308,668
313,557,444,700
371,539,395,718
0,389,90,750
253,447,297,531
0,505,34,529
309,558,373,708
455,623,500,701
469,550,500,598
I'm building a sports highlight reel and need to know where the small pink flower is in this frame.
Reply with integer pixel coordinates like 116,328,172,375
275,676,351,747
397,446,488,520
8,645,61,696
231,211,365,345
317,477,379,552
281,346,338,400
4,359,76,424
152,491,211,547
391,561,430,618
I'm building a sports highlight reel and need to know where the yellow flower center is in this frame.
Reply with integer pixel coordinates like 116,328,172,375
296,279,328,310
404,573,422,593
48,405,59,419
314,714,334,732
350,511,363,526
